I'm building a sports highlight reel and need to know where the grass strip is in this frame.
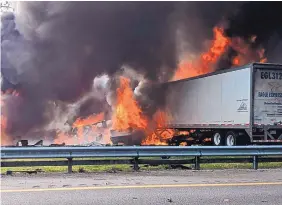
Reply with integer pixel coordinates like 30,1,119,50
1,162,282,174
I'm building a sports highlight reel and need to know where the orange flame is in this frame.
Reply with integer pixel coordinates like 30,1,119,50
141,110,192,145
173,27,230,81
73,112,105,144
142,110,174,145
1,90,21,146
173,27,267,81
73,113,104,127
111,79,173,145
53,112,106,145
112,76,147,131
232,56,240,66
230,36,267,66
200,27,230,72
1,115,12,146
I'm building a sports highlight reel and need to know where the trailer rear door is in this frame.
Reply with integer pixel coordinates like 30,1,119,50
253,66,282,125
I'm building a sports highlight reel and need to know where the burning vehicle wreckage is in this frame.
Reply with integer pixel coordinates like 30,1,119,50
1,2,282,147
5,61,282,148
12,119,110,147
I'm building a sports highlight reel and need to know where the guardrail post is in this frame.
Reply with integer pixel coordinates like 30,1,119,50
194,156,200,170
67,158,73,173
133,157,139,171
253,156,258,170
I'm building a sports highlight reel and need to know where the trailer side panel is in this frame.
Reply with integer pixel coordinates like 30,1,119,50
165,67,251,128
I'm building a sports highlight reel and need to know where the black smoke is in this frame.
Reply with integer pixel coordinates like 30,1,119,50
1,2,178,137
224,2,282,64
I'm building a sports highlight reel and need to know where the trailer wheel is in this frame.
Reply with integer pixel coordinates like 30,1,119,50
212,132,223,146
225,131,237,146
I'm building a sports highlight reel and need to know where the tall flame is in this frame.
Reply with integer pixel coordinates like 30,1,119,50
200,27,231,73
112,76,147,131
111,79,174,145
173,26,267,81
173,27,230,81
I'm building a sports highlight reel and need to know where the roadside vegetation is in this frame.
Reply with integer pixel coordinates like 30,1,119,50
1,156,282,174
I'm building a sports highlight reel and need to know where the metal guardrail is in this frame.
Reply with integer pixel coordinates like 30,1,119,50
1,146,282,173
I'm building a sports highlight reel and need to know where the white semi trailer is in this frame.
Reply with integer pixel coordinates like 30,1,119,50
164,63,282,146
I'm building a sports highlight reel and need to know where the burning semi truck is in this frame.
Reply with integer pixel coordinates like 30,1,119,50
111,63,282,146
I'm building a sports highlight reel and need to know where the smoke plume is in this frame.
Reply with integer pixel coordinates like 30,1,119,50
224,2,282,64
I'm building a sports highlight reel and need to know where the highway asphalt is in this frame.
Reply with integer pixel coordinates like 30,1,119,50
2,169,282,205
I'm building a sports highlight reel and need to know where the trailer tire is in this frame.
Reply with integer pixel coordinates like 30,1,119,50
225,131,237,146
212,132,223,146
